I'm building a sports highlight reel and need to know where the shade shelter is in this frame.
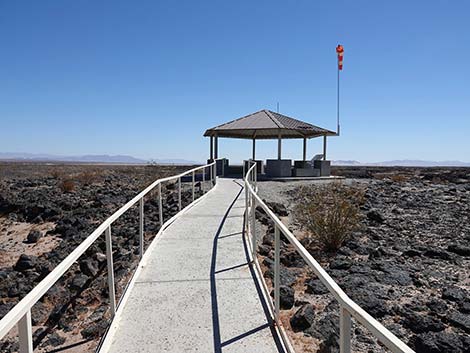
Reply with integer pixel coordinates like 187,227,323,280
204,109,337,177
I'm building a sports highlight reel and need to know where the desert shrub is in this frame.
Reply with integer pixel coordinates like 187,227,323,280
51,168,65,179
390,174,408,183
77,170,101,185
295,183,364,252
59,179,75,193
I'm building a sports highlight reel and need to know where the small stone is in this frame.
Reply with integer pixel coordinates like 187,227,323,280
447,244,470,256
26,230,42,243
290,304,315,332
412,331,464,353
14,254,37,271
448,312,470,333
70,274,89,290
442,286,468,303
46,332,65,347
270,285,294,309
367,209,384,223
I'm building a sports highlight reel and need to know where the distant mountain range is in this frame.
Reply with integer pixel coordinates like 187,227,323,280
1,153,468,167
332,160,470,167
0,153,200,165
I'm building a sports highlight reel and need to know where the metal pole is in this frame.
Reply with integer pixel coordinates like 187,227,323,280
202,166,205,193
192,171,195,201
337,67,340,135
251,195,256,260
105,225,116,316
245,182,249,234
277,132,282,160
178,177,182,211
222,159,225,177
340,306,351,353
18,310,33,353
274,226,280,323
254,163,257,191
209,163,213,186
158,183,163,226
252,138,256,160
214,136,218,159
139,198,144,258
213,164,217,185
323,135,327,161
303,137,307,162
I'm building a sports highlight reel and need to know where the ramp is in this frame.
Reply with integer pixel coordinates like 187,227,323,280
101,178,284,353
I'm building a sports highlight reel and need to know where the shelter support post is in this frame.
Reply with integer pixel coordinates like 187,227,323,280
323,135,327,160
214,136,218,159
252,138,256,160
277,132,282,160
303,137,307,162
210,136,214,160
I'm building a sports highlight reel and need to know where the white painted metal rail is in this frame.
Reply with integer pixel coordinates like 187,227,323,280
0,160,220,353
244,161,414,353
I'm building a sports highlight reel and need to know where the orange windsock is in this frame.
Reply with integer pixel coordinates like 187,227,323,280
336,44,344,70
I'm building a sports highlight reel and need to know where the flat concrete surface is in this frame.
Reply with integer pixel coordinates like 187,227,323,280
104,178,283,353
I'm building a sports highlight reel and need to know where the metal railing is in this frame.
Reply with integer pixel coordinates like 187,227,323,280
0,160,220,353
244,162,414,353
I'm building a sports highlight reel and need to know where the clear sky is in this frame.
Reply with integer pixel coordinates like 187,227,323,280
1,1,469,163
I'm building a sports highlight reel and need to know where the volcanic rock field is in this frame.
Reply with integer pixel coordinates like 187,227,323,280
256,167,470,353
0,164,469,352
0,163,204,352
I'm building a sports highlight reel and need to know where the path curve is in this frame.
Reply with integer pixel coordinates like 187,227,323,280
101,178,284,353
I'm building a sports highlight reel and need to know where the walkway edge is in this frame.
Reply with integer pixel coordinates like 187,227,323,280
98,180,220,353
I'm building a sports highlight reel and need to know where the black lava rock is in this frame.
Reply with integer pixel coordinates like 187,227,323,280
367,209,384,223
412,331,466,353
70,274,89,290
442,286,468,303
447,244,470,256
26,230,42,243
290,304,315,332
270,285,294,310
14,254,37,271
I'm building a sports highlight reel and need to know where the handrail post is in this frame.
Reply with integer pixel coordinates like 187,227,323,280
222,159,225,177
202,166,205,193
210,163,213,186
274,225,280,324
158,183,163,227
139,198,144,258
243,161,245,177
178,177,182,211
105,225,116,316
244,181,249,234
214,163,217,185
18,310,33,353
254,165,257,191
251,195,256,260
340,306,352,353
192,171,195,201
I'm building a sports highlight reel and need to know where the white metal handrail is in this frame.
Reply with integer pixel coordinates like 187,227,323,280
0,160,221,353
244,162,414,353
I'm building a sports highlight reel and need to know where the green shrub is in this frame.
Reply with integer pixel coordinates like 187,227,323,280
295,182,364,252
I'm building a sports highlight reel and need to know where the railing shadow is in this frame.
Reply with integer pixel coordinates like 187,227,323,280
209,180,285,353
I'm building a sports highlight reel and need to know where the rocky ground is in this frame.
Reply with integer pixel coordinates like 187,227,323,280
0,162,209,352
255,167,470,353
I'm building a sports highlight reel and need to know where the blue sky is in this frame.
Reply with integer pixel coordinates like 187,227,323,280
1,1,469,163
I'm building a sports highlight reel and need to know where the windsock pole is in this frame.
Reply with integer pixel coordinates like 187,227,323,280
336,44,344,136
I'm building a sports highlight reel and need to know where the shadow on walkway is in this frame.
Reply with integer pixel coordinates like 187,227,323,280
210,180,285,353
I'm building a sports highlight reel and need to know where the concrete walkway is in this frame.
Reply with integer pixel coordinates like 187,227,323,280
104,178,284,353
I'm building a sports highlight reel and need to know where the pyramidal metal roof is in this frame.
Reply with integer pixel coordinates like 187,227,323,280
203,109,336,139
